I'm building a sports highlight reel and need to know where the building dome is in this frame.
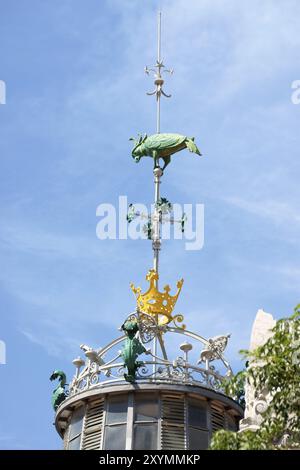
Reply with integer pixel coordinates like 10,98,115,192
53,310,243,450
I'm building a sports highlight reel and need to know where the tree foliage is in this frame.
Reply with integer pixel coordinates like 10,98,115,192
210,305,300,450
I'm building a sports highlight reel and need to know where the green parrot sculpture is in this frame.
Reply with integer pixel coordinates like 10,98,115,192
130,133,202,171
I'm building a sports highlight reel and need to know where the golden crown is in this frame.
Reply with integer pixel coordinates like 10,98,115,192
130,269,184,325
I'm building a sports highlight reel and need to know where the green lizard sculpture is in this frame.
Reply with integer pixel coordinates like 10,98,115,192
121,318,146,383
130,133,202,171
50,370,67,411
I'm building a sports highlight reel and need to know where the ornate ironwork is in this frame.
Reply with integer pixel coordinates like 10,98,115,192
64,310,232,402
199,334,231,363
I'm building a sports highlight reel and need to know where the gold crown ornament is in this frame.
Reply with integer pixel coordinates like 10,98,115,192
130,269,184,326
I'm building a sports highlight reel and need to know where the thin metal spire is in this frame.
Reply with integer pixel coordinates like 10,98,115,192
145,11,173,134
144,11,174,285
145,11,174,372
157,10,161,63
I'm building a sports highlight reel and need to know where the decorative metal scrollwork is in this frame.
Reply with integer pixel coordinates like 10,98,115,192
172,314,186,329
199,334,231,363
68,310,232,396
137,312,158,343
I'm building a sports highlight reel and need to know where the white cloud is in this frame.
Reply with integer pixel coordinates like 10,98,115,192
225,196,300,226
261,264,300,292
0,222,107,260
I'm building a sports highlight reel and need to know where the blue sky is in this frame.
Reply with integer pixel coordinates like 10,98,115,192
0,0,300,449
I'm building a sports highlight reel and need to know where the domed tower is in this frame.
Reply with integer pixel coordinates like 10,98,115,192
50,12,243,450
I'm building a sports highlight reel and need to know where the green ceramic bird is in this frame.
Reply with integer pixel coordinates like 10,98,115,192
130,133,202,170
121,319,146,383
50,370,67,411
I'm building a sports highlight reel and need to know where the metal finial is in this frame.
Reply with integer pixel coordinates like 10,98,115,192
145,11,173,134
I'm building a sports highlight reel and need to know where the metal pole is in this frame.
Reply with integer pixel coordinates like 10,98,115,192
153,168,162,277
156,11,161,135
153,11,163,282
157,11,161,63
157,96,161,135
145,10,172,376
153,11,162,372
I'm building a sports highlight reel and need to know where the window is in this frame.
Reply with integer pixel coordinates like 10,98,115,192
135,393,159,422
133,394,159,450
134,423,158,449
103,423,127,450
68,406,84,450
188,427,209,450
103,395,128,450
187,398,208,450
188,398,207,429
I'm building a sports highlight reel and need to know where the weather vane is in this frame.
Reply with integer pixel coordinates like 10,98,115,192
128,12,201,285
128,11,201,292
